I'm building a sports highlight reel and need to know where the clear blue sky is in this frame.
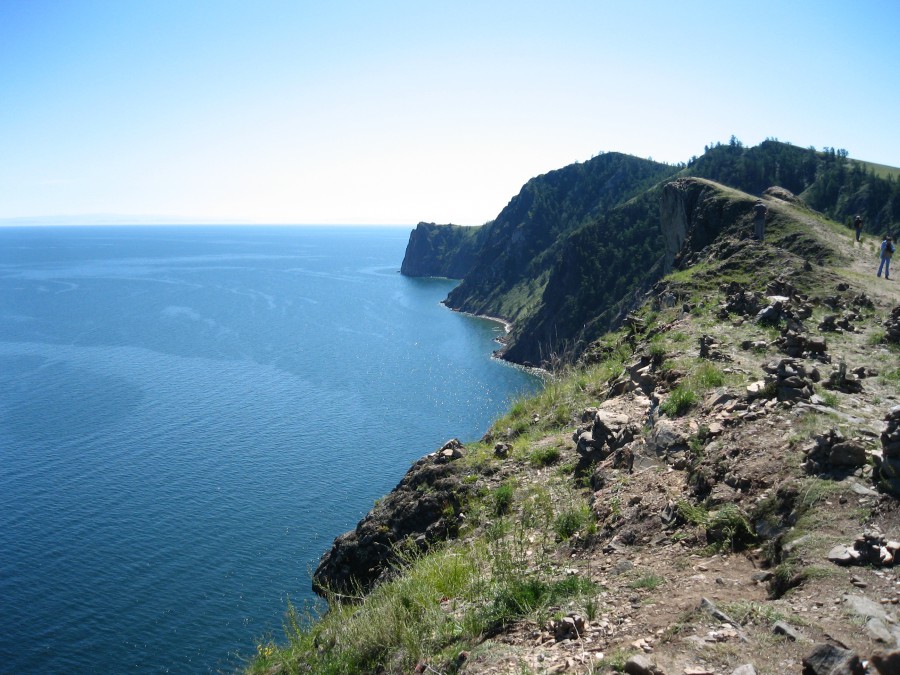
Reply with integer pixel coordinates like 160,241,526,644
1,0,898,225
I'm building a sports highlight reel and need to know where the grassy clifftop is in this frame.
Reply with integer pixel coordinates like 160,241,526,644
248,177,900,673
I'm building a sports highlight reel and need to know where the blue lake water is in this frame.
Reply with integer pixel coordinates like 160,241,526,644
0,226,541,673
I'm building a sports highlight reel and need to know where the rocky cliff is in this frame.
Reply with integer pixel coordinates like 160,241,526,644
401,153,678,338
499,178,763,365
312,440,471,597
399,174,767,367
399,222,484,279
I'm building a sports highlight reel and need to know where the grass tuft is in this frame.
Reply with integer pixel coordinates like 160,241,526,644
661,385,698,417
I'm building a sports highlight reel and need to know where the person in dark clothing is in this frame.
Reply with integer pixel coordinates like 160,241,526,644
854,215,863,242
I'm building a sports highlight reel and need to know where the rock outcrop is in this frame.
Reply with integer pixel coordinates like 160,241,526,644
312,439,471,596
761,357,818,402
399,222,483,278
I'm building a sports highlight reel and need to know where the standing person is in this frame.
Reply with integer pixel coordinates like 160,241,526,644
878,235,895,280
854,215,863,242
753,199,768,241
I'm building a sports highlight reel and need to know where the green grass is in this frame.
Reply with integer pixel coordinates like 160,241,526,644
880,366,900,394
718,600,788,627
248,523,602,675
784,411,838,444
628,573,665,591
553,504,593,540
660,385,698,417
706,504,756,552
867,329,887,346
528,445,561,467
818,389,840,408
690,361,726,389
675,501,755,552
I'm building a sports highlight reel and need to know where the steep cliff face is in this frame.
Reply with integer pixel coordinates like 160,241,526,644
442,153,678,324
660,177,758,270
500,178,761,365
399,222,483,279
312,441,471,597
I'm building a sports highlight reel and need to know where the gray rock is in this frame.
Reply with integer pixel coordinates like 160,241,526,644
828,441,867,467
623,654,664,675
866,617,898,644
698,597,748,641
746,380,766,398
773,620,802,641
706,389,735,408
756,304,781,323
827,545,853,565
801,643,864,674
612,560,634,575
647,420,687,454
731,666,758,675
848,481,879,496
844,593,889,622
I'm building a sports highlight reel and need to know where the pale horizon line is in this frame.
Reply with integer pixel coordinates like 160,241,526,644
0,215,447,228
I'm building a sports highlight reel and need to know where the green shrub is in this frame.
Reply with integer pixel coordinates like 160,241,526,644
483,574,598,630
706,504,756,552
554,505,592,540
528,445,561,467
492,482,515,516
676,499,708,526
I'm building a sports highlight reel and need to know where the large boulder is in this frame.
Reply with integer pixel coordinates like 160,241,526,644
801,643,864,674
574,408,638,468
646,420,689,457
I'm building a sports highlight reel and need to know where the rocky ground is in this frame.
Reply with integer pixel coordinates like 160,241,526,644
452,218,900,674
304,192,900,675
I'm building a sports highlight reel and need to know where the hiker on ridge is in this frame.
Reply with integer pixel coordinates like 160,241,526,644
753,199,768,241
854,215,863,242
878,235,895,280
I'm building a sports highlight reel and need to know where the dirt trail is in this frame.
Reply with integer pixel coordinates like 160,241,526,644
786,203,896,306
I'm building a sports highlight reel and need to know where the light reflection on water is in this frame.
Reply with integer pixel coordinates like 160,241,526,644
0,226,541,673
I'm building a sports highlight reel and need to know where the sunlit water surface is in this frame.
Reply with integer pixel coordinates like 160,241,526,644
0,226,541,673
